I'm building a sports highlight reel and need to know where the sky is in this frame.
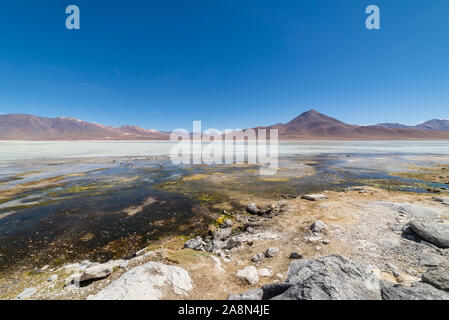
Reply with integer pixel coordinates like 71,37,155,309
0,0,448,131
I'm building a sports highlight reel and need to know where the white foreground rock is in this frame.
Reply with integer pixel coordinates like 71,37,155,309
236,266,259,285
87,262,193,300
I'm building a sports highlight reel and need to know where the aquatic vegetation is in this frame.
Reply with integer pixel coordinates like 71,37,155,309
258,177,291,182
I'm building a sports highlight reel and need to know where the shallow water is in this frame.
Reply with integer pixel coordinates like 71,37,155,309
0,141,448,272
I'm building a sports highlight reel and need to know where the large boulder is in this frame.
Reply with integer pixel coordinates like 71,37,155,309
408,220,449,248
421,267,449,292
87,262,193,300
271,255,381,300
381,282,449,300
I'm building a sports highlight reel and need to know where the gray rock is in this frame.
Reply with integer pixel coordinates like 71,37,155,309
381,282,449,300
301,194,328,201
251,253,264,263
236,266,259,285
47,274,59,282
245,203,273,216
264,247,280,258
422,267,449,292
379,202,445,218
77,264,113,283
224,237,243,250
183,236,205,250
87,262,193,300
17,287,37,300
310,220,328,233
220,219,233,228
227,289,263,300
418,252,444,267
246,203,260,215
258,268,272,277
205,240,225,252
409,220,449,248
271,255,381,300
432,197,449,206
213,228,232,241
289,252,302,259
261,283,293,300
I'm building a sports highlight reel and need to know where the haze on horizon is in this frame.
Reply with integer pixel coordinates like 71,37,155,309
0,0,448,131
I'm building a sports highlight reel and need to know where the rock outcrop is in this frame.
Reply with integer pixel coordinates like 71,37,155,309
271,255,381,300
408,220,449,248
87,262,193,300
381,282,449,300
421,267,449,292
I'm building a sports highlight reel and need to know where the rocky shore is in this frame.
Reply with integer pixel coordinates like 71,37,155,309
5,185,449,300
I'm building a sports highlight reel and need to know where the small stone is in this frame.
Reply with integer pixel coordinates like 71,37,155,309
17,287,37,300
310,220,328,233
258,268,272,277
135,247,148,256
77,264,113,283
246,203,260,215
264,247,280,258
251,253,264,263
236,266,259,285
289,252,302,259
301,194,328,201
213,228,232,241
224,237,243,250
220,219,233,228
322,239,331,244
183,236,205,250
307,236,322,243
40,265,50,272
47,275,58,282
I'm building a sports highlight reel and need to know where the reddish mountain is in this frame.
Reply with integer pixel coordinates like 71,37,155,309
0,114,169,140
259,110,449,140
377,119,449,131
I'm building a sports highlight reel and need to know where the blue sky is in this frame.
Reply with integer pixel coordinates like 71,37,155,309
0,0,448,131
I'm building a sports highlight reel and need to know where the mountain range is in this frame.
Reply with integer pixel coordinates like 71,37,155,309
1,111,449,140
377,119,449,131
